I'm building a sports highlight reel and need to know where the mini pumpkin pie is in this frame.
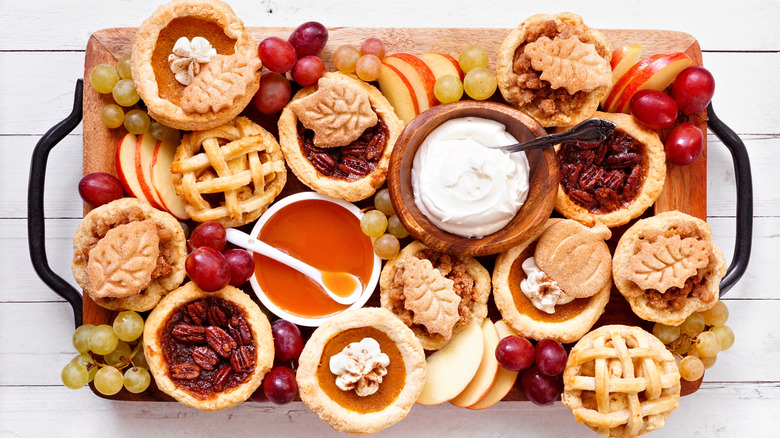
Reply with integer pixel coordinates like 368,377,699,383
556,111,666,228
612,211,727,326
131,0,261,131
562,325,680,437
496,13,612,128
379,241,491,350
143,282,274,412
297,307,425,435
493,219,612,343
170,116,286,227
278,72,404,202
72,198,187,312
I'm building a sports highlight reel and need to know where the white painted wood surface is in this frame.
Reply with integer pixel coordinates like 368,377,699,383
2,1,778,436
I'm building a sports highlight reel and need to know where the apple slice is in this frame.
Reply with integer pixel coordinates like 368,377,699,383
116,132,152,205
612,52,693,113
450,319,500,407
602,53,665,112
151,137,189,220
416,321,483,405
601,44,643,106
420,52,464,81
467,320,521,410
135,132,165,210
378,62,420,124
384,54,436,109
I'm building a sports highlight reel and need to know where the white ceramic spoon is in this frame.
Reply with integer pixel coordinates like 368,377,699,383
225,228,363,306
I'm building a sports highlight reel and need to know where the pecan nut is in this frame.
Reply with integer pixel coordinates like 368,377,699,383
340,144,366,157
192,346,220,371
187,301,208,326
213,365,232,391
207,306,228,328
206,326,237,357
170,363,201,380
229,315,253,346
338,157,370,176
230,346,255,373
309,152,336,175
172,324,206,343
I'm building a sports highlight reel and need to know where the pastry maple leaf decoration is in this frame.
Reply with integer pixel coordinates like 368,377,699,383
524,36,611,93
181,54,262,114
289,77,378,148
86,220,160,299
620,234,712,293
401,257,461,339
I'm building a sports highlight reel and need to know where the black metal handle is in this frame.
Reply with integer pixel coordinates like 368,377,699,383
707,102,753,297
28,79,84,328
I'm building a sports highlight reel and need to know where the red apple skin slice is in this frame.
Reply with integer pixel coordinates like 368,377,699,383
421,52,464,81
384,54,436,109
378,62,420,124
613,53,693,113
151,137,189,220
115,132,152,205
602,53,665,112
602,44,643,106
135,132,165,210
466,320,521,410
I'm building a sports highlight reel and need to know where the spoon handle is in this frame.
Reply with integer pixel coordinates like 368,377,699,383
225,228,322,280
500,118,617,154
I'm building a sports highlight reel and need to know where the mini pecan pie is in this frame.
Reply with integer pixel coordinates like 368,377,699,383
555,112,666,228
612,211,727,326
278,72,404,202
143,283,273,411
379,241,491,350
297,308,425,435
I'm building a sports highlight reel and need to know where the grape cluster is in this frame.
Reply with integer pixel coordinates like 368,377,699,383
61,311,151,395
249,319,304,404
652,301,735,382
185,221,255,291
333,37,386,82
495,335,567,405
359,188,409,260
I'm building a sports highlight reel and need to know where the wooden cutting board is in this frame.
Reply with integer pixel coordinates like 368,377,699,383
81,27,707,402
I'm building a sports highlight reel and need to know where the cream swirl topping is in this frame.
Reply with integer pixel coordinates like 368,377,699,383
520,256,574,314
168,36,217,86
329,337,389,396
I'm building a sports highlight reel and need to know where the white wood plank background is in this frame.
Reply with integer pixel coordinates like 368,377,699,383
2,1,778,436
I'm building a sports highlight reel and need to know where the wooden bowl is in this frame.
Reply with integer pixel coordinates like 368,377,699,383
387,101,558,256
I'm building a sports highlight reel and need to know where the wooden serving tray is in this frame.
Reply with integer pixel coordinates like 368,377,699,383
81,27,707,402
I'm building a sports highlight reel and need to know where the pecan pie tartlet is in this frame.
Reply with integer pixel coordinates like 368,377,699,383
143,282,274,411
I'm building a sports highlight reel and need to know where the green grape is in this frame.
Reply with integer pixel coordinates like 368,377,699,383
104,341,133,367
72,324,95,353
700,301,729,326
113,311,145,342
387,215,409,239
700,354,717,369
373,189,395,216
360,210,388,238
694,331,721,357
373,234,400,260
149,120,180,142
132,345,150,369
458,45,489,73
90,64,120,94
101,104,125,129
679,312,705,336
463,67,497,101
61,362,89,389
671,335,692,356
112,79,141,107
652,323,681,345
123,367,151,393
71,353,98,383
94,366,124,395
710,325,735,350
678,356,704,381
89,324,119,355
434,75,463,104
124,109,151,135
117,55,132,80
333,45,361,74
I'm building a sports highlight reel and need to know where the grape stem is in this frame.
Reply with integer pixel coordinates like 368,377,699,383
86,341,143,371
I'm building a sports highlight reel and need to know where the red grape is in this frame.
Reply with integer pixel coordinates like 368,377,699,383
360,38,386,59
185,247,231,292
248,386,269,402
253,72,291,115
189,221,226,252
271,319,304,361
263,366,298,404
288,21,328,58
495,335,535,372
520,366,561,406
535,339,567,376
665,122,704,166
223,249,254,287
629,89,678,130
671,66,715,115
257,36,297,73
78,172,124,207
291,56,325,87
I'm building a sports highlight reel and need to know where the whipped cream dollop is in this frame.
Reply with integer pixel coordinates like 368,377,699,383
411,117,530,238
329,337,390,397
168,36,217,86
520,256,574,314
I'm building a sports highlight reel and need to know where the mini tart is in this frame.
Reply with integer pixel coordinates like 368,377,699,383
496,13,612,128
72,198,186,312
555,112,666,228
297,308,425,435
143,283,274,412
131,0,260,131
493,219,611,343
379,241,491,350
278,72,404,202
613,211,727,326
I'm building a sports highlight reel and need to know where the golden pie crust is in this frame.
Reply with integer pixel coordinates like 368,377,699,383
297,308,425,435
131,0,260,131
562,325,680,437
143,283,274,412
379,241,491,350
278,72,404,202
493,219,610,343
72,198,186,312
496,12,612,128
555,112,666,228
612,211,727,326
